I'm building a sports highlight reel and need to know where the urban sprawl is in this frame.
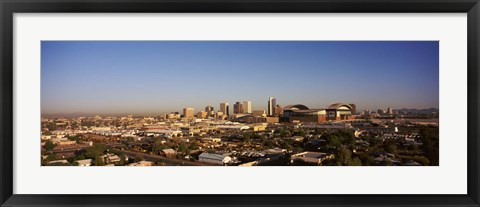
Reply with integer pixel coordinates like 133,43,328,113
41,97,439,166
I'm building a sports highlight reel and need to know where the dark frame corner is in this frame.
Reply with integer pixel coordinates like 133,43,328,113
1,0,479,206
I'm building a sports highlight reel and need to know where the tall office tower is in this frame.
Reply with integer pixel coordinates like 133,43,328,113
197,111,208,119
387,107,393,115
233,102,243,114
205,105,214,117
272,98,277,116
349,103,357,115
274,104,283,117
377,109,384,115
267,97,276,116
183,107,194,119
364,110,370,116
243,101,252,113
220,102,230,117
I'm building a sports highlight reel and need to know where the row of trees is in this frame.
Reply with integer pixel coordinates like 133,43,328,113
419,126,439,165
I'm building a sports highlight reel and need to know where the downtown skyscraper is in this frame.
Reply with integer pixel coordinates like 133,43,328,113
267,97,276,116
220,102,229,117
243,101,252,114
233,102,243,114
205,105,214,117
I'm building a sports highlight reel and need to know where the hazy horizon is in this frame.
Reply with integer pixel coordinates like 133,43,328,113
41,107,440,118
41,41,439,115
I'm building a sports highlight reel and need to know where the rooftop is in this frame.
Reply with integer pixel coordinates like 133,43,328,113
199,152,230,160
292,151,329,159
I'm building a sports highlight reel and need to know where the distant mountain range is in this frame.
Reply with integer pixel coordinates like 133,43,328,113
41,112,149,118
396,108,439,114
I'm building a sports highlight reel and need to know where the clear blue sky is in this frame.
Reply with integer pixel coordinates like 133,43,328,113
41,41,439,115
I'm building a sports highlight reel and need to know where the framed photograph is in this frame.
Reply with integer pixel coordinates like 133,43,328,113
1,0,479,206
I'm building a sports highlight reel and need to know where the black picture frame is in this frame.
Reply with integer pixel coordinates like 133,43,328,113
1,0,479,206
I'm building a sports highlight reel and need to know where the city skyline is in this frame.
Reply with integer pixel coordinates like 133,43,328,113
40,101,437,117
42,41,439,115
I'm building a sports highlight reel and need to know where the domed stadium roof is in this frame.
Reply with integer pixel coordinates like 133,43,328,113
283,104,310,110
328,103,353,110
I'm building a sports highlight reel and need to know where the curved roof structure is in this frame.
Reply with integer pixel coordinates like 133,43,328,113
328,103,353,110
283,104,310,110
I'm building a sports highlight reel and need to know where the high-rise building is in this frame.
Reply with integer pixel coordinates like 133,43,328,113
197,111,208,119
364,110,370,116
243,101,252,113
267,97,277,116
205,105,214,117
377,109,384,115
233,102,243,114
387,107,393,115
183,107,194,119
220,102,229,117
275,104,283,117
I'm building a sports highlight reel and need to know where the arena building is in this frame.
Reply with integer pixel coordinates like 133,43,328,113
283,103,356,123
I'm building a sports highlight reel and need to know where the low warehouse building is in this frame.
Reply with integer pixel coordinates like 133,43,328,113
198,152,232,165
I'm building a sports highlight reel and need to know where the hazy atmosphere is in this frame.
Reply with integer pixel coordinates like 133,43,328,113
41,41,439,116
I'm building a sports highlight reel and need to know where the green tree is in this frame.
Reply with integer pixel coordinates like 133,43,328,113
190,143,199,150
178,142,189,154
282,141,292,152
279,129,288,138
42,153,58,165
45,140,57,151
327,135,342,148
333,145,363,166
94,156,105,166
409,156,430,166
67,134,81,143
243,133,251,143
295,130,305,137
368,137,381,147
335,146,353,166
77,154,86,160
49,162,71,166
134,154,144,162
358,153,375,166
67,156,76,163
350,157,362,166
338,130,356,145
419,127,439,165
119,154,128,164
380,159,393,166
384,144,398,154
407,144,419,151
266,140,274,148
152,138,166,153
258,135,266,143
85,144,107,159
